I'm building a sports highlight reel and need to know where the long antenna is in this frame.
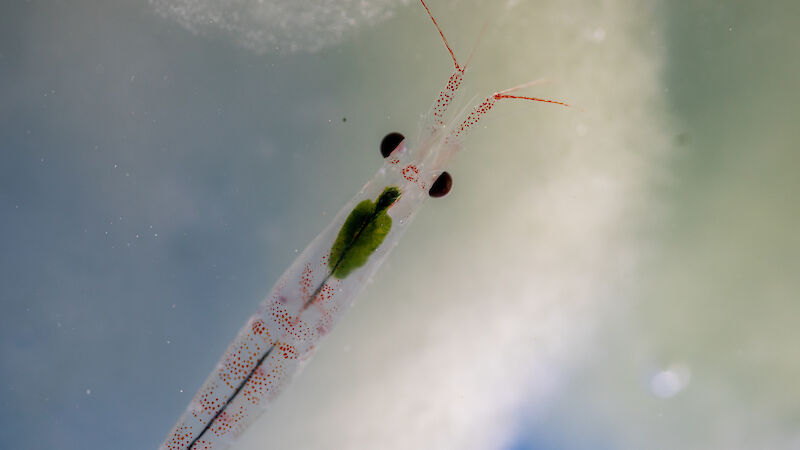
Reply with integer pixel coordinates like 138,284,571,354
496,78,552,95
419,0,460,69
448,81,570,140
494,79,569,106
494,93,570,107
463,22,488,69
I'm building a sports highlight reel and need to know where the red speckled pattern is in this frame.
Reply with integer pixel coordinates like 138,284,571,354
162,251,346,449
431,68,465,132
452,96,497,140
160,1,490,446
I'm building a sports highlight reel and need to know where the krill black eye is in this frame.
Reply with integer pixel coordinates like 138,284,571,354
428,171,453,198
380,132,405,158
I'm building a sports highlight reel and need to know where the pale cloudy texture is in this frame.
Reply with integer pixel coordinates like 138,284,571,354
150,0,409,53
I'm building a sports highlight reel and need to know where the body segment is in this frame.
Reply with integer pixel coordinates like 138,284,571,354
162,149,434,449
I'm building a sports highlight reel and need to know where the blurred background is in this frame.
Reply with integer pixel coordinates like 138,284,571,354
2,0,799,449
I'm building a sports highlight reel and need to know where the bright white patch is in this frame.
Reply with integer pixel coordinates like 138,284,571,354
150,0,409,54
650,364,691,398
587,27,607,42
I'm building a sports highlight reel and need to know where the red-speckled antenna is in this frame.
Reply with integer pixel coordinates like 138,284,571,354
422,0,470,131
494,94,570,108
449,80,570,140
494,79,569,107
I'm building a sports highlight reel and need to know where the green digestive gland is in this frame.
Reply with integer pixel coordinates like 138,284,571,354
328,186,402,279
